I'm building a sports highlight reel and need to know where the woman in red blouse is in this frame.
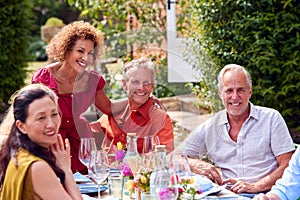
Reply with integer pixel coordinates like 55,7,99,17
32,21,115,174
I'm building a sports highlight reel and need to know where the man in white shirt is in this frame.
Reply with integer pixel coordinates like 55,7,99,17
183,64,295,194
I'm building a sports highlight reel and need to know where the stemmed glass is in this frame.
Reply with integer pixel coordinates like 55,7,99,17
90,150,110,199
154,169,178,200
78,137,97,174
142,135,160,169
142,135,160,154
169,151,191,183
101,136,115,164
101,136,114,153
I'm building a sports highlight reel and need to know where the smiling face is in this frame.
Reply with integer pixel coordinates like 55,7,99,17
16,96,61,148
64,39,95,72
219,69,252,119
122,67,154,109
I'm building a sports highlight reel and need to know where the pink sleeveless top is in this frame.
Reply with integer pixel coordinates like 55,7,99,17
32,68,105,173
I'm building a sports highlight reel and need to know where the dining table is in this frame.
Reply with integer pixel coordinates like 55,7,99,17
74,171,253,200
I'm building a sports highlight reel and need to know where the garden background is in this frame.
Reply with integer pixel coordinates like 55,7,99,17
0,0,299,143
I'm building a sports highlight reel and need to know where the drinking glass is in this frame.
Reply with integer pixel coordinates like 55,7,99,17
154,169,178,200
90,150,110,199
142,135,160,154
101,136,115,164
78,138,97,173
142,135,160,169
101,136,114,153
169,151,191,181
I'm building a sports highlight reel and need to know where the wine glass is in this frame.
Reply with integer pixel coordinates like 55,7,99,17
90,150,110,199
101,136,114,153
101,136,115,164
78,137,97,174
142,135,160,154
142,135,160,169
154,169,178,200
169,151,191,182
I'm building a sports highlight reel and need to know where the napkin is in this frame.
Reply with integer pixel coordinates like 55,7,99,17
82,194,97,200
73,172,91,183
193,175,213,191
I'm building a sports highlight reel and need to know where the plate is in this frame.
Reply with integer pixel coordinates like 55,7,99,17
73,172,91,183
77,183,108,194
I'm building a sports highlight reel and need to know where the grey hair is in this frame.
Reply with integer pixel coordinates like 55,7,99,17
217,64,252,91
122,57,155,82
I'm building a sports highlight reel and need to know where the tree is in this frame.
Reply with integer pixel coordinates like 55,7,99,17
0,0,34,113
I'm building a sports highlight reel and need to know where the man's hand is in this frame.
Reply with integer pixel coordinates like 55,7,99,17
188,158,222,185
222,178,258,193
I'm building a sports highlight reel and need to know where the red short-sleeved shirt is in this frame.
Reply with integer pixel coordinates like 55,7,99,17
90,98,174,154
32,67,106,173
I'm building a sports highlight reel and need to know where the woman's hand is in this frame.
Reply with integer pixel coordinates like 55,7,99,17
151,96,167,111
50,134,71,172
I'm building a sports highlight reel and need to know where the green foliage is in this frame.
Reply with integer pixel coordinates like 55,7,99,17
152,57,191,98
44,17,65,27
0,0,34,112
187,0,300,131
66,0,167,60
103,57,190,100
29,36,47,61
66,0,190,98
28,1,79,61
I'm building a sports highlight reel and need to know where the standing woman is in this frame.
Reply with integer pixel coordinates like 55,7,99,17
31,21,114,174
0,84,82,200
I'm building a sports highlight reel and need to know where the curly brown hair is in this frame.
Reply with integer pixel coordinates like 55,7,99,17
46,21,104,64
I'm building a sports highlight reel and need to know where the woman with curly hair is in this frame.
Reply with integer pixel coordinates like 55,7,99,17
0,84,82,200
31,20,116,174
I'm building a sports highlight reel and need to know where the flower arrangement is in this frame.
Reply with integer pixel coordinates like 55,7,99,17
134,169,152,192
115,142,134,177
178,177,203,200
157,176,206,200
125,169,152,199
125,179,137,197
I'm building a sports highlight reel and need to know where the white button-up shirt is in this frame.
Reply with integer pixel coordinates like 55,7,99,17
184,103,295,182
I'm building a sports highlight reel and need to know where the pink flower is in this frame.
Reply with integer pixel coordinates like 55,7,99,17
158,188,174,200
115,150,126,162
120,162,134,177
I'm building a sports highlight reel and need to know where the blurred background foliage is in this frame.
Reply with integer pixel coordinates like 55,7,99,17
0,0,299,133
0,0,34,113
